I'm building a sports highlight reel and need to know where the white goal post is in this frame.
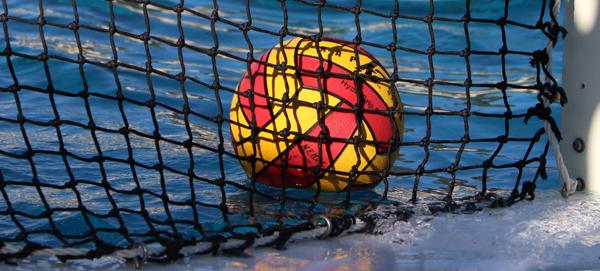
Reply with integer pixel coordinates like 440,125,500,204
561,0,600,194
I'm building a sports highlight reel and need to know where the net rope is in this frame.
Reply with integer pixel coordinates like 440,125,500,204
543,0,579,197
0,0,570,264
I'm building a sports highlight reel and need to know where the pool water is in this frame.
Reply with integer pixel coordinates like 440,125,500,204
0,0,566,258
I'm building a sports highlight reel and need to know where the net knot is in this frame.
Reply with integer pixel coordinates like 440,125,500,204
419,137,430,147
446,163,457,173
424,78,433,87
37,53,48,61
423,15,432,24
243,52,253,65
427,45,435,56
542,82,568,106
153,163,164,171
174,3,183,13
310,34,322,42
210,9,219,21
118,127,129,135
108,23,116,34
314,101,326,111
460,48,470,57
107,208,118,217
278,128,290,137
515,159,526,169
67,21,79,30
279,26,288,36
9,84,19,93
496,81,507,90
495,17,507,26
524,103,562,140
75,90,88,99
386,42,397,52
145,99,156,108
16,113,25,124
519,181,536,201
461,13,470,22
160,193,170,204
548,23,567,39
353,35,362,45
0,14,6,22
239,22,251,32
530,50,549,67
37,15,46,25
349,165,359,177
107,59,118,69
499,45,508,55
140,32,150,42
175,72,185,82
131,187,142,195
50,118,60,127
208,47,218,57
281,92,290,103
176,37,185,47
540,21,567,45
181,103,191,115
378,168,388,178
483,159,494,168
275,62,287,71
2,47,12,56
93,154,105,164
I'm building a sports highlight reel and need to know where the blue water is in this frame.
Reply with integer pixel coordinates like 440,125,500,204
0,0,563,249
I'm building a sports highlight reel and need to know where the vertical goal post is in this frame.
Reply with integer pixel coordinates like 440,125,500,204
561,0,600,194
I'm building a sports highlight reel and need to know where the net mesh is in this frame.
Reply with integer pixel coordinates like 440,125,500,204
0,0,566,263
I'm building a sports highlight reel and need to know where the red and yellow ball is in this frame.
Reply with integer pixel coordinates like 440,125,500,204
230,37,403,192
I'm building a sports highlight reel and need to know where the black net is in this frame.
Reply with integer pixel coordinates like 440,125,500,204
0,0,565,263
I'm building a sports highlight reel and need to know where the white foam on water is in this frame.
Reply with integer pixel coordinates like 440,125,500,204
3,191,600,270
